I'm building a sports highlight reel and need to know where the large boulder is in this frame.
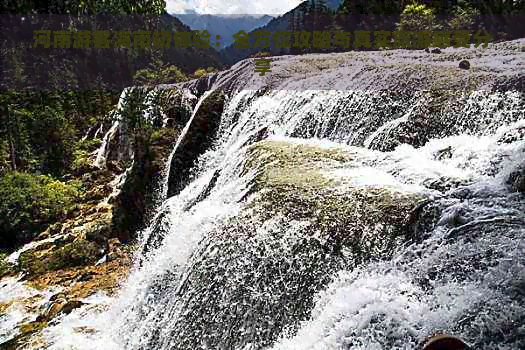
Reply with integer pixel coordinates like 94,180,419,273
167,89,226,198
111,127,180,243
141,140,431,350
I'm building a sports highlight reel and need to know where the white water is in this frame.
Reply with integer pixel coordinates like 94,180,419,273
32,85,524,349
6,43,525,349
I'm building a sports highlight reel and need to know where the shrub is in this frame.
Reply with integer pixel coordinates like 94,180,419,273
0,172,80,249
194,68,207,78
133,64,189,85
398,2,435,32
71,138,101,175
75,138,102,153
448,3,480,31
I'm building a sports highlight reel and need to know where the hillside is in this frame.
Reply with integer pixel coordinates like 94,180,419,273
176,14,274,49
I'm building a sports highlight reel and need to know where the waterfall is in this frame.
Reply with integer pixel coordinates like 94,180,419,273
161,90,216,200
32,40,525,350
94,87,131,169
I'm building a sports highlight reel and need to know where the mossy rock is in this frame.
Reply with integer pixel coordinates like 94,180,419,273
0,321,48,350
140,140,431,350
166,89,226,197
243,140,428,263
365,89,467,151
0,252,16,278
83,213,113,244
19,240,103,278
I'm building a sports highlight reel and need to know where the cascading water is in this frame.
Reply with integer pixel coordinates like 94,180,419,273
33,41,525,350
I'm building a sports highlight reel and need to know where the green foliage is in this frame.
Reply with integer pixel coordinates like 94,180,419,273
133,63,189,85
194,68,207,78
0,172,81,249
398,2,436,32
71,138,102,175
31,105,76,177
76,138,102,153
0,90,116,177
120,87,153,131
448,2,481,31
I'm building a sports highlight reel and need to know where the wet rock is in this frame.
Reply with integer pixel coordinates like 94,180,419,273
108,238,121,252
76,271,94,282
39,297,84,321
107,238,124,261
85,230,107,248
0,254,15,278
459,59,470,70
434,146,453,160
0,322,45,349
36,223,62,241
497,125,525,144
53,233,75,247
162,90,195,126
241,126,270,148
366,90,464,151
183,169,221,212
61,300,84,315
422,333,469,350
431,47,442,54
167,89,226,198
111,129,165,243
508,165,525,193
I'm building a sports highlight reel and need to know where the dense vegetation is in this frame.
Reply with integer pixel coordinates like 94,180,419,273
0,0,200,250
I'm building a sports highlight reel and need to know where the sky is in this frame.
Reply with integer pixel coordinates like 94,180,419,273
166,0,305,15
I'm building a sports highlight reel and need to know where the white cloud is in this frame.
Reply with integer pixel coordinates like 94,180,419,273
166,0,305,15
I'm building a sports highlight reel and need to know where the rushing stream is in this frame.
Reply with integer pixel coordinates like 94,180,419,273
10,41,525,349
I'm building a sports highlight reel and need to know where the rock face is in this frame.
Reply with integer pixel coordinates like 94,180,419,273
167,89,226,198
111,127,180,243
508,165,525,193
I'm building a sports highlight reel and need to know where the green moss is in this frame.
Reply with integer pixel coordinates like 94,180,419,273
243,140,351,189
242,140,427,264
75,138,102,153
19,240,101,277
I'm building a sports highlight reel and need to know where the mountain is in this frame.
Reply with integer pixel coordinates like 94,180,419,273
175,14,274,49
166,0,304,15
220,0,337,64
